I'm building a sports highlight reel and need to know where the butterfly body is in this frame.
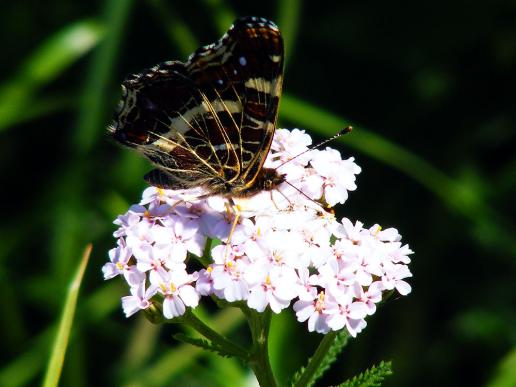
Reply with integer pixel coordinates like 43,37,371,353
110,17,285,198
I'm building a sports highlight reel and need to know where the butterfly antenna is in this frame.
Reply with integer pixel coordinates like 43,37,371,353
275,126,352,171
283,181,331,211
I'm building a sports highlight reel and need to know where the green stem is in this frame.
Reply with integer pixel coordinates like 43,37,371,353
244,308,277,387
181,310,248,359
196,237,214,268
295,331,338,387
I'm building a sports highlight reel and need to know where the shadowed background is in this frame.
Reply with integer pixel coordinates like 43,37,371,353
1,0,515,386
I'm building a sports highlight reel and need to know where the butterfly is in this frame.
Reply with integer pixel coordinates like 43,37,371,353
109,16,285,198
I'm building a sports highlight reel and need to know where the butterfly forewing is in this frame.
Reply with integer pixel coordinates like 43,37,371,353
111,16,284,196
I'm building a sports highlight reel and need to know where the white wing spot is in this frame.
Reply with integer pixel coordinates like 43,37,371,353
239,56,247,66
213,143,240,151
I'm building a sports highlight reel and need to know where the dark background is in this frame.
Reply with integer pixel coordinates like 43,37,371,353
1,1,515,386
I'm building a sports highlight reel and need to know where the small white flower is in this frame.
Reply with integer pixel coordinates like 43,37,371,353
296,268,319,302
310,149,361,206
196,267,215,296
102,240,144,286
355,281,383,315
155,270,199,319
294,291,334,334
158,215,206,259
121,280,158,317
210,245,250,302
269,128,312,166
246,264,299,313
325,295,368,337
381,261,413,295
113,211,141,238
133,243,174,285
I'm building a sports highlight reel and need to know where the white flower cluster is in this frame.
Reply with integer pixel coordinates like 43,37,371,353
103,129,413,336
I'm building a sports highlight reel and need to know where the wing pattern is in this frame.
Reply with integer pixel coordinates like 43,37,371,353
110,16,284,196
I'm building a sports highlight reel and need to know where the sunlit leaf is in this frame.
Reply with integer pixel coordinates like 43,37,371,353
0,20,103,132
277,0,302,67
204,0,237,35
487,346,516,387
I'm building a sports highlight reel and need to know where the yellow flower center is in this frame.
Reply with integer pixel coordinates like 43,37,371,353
315,291,325,312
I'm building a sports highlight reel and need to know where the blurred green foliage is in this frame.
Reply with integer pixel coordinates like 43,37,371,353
1,0,515,386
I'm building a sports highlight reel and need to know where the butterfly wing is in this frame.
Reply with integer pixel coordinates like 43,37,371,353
111,61,226,190
110,17,284,194
186,16,284,190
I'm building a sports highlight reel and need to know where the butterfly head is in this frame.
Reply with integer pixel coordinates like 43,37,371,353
231,168,285,197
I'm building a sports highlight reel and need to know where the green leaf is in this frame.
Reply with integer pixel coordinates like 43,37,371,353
204,0,237,35
277,0,303,68
122,308,244,387
292,330,350,387
74,0,134,152
338,361,393,387
0,20,103,131
486,346,516,387
0,282,123,387
43,244,92,387
146,0,199,58
173,333,240,359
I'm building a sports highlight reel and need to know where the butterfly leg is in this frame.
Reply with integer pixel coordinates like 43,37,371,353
223,198,241,258
270,188,292,210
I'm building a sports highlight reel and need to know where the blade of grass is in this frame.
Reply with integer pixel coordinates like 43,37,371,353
277,0,302,68
0,228,32,350
43,244,92,387
0,281,123,387
486,346,516,387
280,93,516,256
146,0,198,58
49,0,134,317
122,307,244,387
2,95,74,128
204,0,237,35
123,316,161,372
74,0,134,152
0,20,103,132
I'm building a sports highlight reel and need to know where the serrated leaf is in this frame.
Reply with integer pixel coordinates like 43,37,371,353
291,330,350,387
173,333,238,359
338,361,393,387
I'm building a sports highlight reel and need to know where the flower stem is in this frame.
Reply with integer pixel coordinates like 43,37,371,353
181,309,248,359
196,237,214,267
244,307,277,387
295,331,338,387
